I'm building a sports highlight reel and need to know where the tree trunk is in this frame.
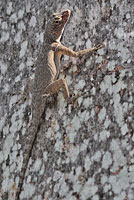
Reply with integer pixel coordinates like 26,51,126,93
0,0,134,199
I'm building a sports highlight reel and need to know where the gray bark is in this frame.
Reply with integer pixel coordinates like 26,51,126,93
0,0,134,199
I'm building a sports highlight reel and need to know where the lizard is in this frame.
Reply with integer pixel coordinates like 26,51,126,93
15,9,104,200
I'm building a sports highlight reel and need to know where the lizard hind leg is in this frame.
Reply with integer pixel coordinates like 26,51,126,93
18,76,34,104
43,78,70,100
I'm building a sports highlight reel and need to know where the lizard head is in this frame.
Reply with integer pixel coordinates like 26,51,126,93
45,10,71,42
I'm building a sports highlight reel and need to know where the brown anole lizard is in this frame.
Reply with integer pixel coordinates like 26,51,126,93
15,9,104,199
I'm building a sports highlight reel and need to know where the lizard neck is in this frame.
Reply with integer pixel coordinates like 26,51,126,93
44,31,63,45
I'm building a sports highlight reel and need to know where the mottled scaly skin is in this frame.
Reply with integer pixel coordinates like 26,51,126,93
15,10,71,200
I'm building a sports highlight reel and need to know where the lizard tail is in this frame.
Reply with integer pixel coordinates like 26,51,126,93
15,115,40,200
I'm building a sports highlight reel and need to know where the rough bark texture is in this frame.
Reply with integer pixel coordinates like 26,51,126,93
0,0,134,200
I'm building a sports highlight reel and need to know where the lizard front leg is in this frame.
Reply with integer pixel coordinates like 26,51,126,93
48,43,104,101
52,43,104,57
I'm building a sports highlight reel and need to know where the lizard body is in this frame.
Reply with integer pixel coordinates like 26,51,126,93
15,10,104,199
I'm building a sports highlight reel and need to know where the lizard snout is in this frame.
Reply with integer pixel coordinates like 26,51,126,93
62,10,71,17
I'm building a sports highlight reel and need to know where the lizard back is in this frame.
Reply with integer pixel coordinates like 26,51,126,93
15,10,71,200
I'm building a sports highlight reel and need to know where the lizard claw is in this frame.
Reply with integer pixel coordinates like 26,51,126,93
95,43,105,50
67,92,82,104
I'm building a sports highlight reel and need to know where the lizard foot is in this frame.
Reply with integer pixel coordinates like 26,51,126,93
67,92,82,104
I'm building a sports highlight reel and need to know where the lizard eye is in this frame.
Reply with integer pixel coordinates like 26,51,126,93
55,20,60,24
54,16,62,24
